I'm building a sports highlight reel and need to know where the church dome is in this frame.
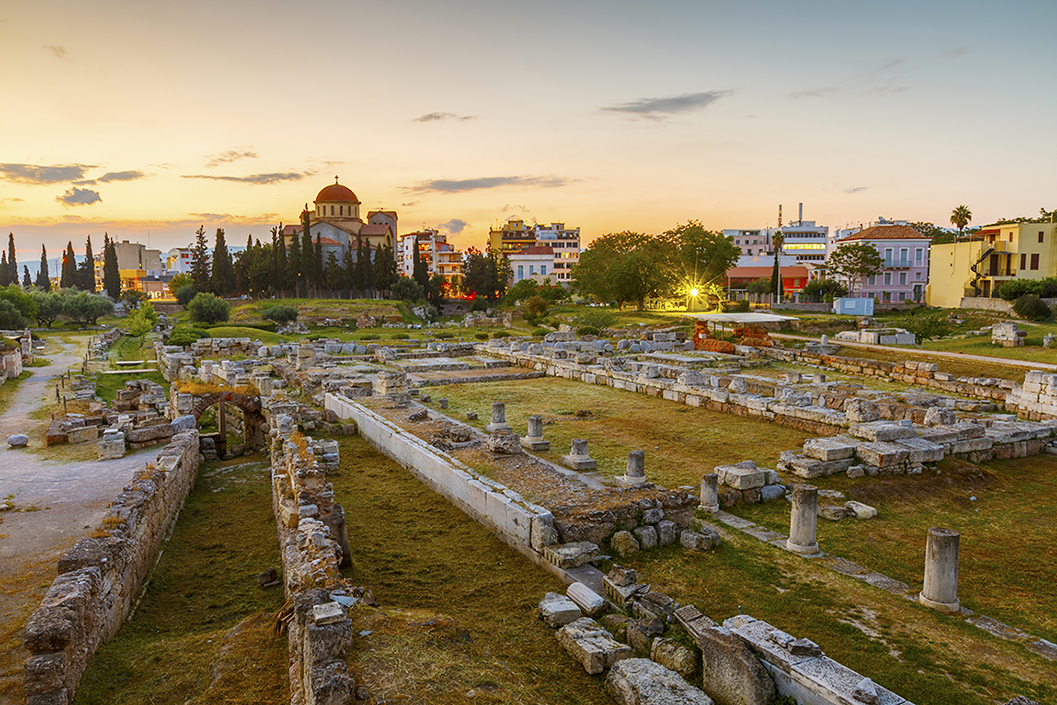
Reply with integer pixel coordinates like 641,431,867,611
315,180,360,204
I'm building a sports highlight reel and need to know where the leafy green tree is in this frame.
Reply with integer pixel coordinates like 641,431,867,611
28,290,62,327
827,242,883,295
78,235,96,292
524,295,548,325
101,234,121,299
59,289,112,327
175,285,197,307
0,300,24,329
210,227,236,296
573,232,676,310
188,292,230,325
121,288,147,309
506,278,539,304
392,276,423,302
262,304,298,323
801,278,848,302
950,205,972,237
168,272,192,298
60,241,78,289
36,245,51,291
662,221,739,290
427,272,445,307
746,278,772,298
0,285,36,322
190,226,211,292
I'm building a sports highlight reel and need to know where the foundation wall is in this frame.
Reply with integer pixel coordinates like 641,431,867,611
324,394,556,562
22,431,202,705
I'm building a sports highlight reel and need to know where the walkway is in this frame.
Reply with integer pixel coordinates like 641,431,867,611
0,336,156,703
771,333,1057,371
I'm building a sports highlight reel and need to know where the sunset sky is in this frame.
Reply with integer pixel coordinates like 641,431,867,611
2,0,1055,269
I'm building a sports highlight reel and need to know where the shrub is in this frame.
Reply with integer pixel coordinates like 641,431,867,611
474,332,489,340
392,277,424,302
904,312,952,341
470,298,489,312
168,327,210,346
188,293,230,325
1040,276,1057,299
735,299,750,312
1013,295,1051,321
576,309,616,330
390,332,410,340
577,325,600,336
435,331,454,339
524,295,548,325
531,328,549,337
359,334,380,340
505,279,538,305
801,279,847,302
996,279,1042,301
261,304,299,323
491,332,510,340
175,285,197,307
0,299,26,329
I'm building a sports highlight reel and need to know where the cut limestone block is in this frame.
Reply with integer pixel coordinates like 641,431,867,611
856,441,910,468
542,541,598,569
605,658,714,705
849,421,916,443
567,582,606,617
716,461,767,490
540,592,582,628
845,501,877,519
697,624,775,705
893,436,945,464
803,436,858,462
556,617,633,675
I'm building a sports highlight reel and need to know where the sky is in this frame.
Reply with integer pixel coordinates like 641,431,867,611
2,0,1056,271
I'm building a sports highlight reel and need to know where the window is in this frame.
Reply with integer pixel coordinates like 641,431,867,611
916,272,922,280
517,265,523,279
899,248,908,265
541,265,547,275
884,248,893,263
339,206,343,215
899,272,907,285
1031,253,1040,270
529,266,535,275
1040,231,1045,243
330,206,334,216
867,275,876,286
883,273,892,285
1021,253,1027,270
915,248,923,264
898,292,905,300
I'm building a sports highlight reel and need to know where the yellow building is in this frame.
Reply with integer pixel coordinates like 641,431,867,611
488,217,536,254
927,221,1057,308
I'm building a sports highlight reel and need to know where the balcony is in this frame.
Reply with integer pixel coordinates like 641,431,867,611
882,258,913,268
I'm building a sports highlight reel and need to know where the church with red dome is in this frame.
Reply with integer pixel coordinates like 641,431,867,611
281,178,397,264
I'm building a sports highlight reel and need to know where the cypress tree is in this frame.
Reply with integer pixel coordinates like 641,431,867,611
8,233,17,283
313,234,324,290
0,252,9,286
102,234,121,299
372,242,397,296
190,225,211,292
300,230,315,291
412,239,430,292
289,226,302,295
342,246,356,296
276,227,290,295
60,241,77,289
79,235,96,292
356,238,372,297
22,266,31,288
210,227,235,296
36,245,50,291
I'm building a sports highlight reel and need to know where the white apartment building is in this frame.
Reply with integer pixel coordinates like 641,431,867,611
509,247,556,285
397,229,463,281
723,229,774,257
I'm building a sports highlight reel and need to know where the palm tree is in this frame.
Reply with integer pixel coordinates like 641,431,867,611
950,205,972,237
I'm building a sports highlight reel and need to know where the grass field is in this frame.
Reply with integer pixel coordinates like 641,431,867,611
331,434,613,704
429,376,812,488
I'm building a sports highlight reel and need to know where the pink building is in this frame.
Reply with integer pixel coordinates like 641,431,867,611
835,224,931,303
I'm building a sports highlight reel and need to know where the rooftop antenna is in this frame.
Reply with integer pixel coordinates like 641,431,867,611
798,202,803,226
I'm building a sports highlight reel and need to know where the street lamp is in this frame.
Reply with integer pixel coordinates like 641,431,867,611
688,287,699,313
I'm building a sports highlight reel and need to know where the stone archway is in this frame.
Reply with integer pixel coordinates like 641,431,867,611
174,390,267,455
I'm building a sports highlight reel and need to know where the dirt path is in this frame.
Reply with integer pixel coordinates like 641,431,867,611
772,333,1057,370
0,337,158,704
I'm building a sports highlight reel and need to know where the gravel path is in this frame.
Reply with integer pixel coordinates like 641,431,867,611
0,336,158,703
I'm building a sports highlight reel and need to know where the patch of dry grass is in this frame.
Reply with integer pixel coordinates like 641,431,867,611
428,377,812,487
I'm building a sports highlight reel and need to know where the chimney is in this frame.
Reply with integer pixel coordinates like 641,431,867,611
798,202,803,224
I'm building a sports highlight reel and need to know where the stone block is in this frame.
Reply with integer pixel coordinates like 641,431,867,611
605,658,714,705
66,425,99,444
657,520,678,546
608,565,637,587
567,582,606,617
642,507,665,524
650,638,699,681
803,436,857,461
951,437,993,453
556,617,633,675
893,436,945,463
716,461,766,490
312,601,346,625
849,421,915,442
125,423,175,444
633,525,658,550
680,529,719,552
96,434,125,460
612,530,640,556
697,625,775,705
856,441,909,468
540,592,582,627
543,541,599,569
845,501,877,519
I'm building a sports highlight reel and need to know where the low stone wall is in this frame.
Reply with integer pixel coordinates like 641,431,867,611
268,414,357,705
22,431,201,705
325,394,557,562
1006,370,1057,420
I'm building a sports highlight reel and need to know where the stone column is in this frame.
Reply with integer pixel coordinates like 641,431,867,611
699,473,719,512
521,414,550,451
562,438,596,471
619,450,646,486
919,527,960,614
485,402,510,432
786,484,820,555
